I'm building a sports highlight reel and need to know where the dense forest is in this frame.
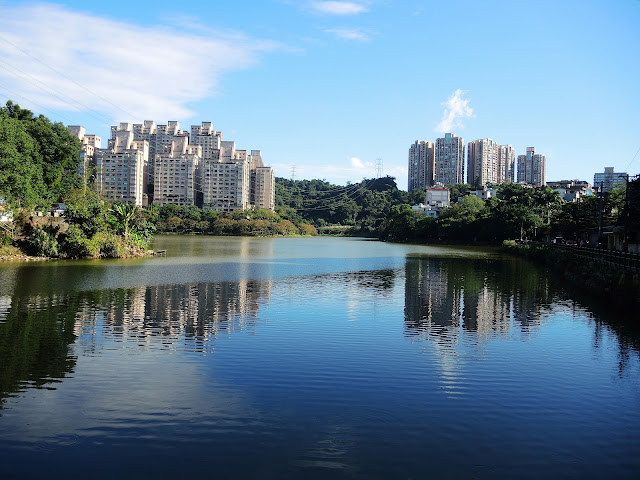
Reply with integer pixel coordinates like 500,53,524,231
0,101,82,207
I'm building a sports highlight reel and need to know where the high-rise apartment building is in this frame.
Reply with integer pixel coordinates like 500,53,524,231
408,140,435,191
250,150,275,210
435,133,465,185
153,136,201,206
497,145,516,183
89,120,274,212
201,150,250,212
126,120,189,192
517,147,546,186
193,123,275,212
68,125,102,181
190,122,222,160
96,123,148,205
467,139,498,186
594,167,627,193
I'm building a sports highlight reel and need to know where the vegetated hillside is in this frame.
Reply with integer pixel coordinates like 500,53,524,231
0,101,82,208
276,174,634,245
275,176,424,236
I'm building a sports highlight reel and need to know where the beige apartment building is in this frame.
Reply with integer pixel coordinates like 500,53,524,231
153,136,201,206
497,144,516,183
467,139,516,187
408,140,435,192
467,139,498,186
83,120,274,211
96,123,148,205
517,147,546,186
250,150,275,210
192,122,275,212
68,125,102,181
435,133,465,185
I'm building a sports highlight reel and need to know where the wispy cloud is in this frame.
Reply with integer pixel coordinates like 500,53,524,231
435,89,474,133
310,1,368,15
323,28,371,41
0,3,279,122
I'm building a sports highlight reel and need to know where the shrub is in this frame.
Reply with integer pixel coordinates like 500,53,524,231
24,226,59,257
60,224,91,258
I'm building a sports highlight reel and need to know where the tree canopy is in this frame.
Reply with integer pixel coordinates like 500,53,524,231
0,101,82,208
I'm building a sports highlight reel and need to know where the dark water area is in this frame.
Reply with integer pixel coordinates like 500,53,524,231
0,236,638,479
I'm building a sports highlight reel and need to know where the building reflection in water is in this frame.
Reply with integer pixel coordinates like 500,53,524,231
404,255,554,342
73,279,274,353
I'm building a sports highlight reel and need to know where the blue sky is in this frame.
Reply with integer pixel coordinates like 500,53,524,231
0,0,638,190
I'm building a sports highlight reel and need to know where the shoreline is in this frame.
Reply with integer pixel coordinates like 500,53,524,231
503,241,640,307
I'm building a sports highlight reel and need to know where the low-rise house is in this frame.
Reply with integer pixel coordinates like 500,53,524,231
412,184,450,218
547,180,592,202
470,186,495,201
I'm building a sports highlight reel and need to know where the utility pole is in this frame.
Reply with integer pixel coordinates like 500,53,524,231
597,181,604,248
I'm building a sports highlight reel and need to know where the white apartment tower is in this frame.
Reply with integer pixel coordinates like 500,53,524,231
96,123,148,205
435,133,465,185
517,147,546,186
408,140,435,192
153,136,202,206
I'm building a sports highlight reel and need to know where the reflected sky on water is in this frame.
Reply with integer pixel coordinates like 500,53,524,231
0,236,639,479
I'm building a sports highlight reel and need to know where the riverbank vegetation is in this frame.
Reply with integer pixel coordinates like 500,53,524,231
0,101,316,260
0,102,153,259
152,204,317,236
275,176,635,245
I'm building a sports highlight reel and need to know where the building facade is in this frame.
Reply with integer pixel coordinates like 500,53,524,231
408,140,435,192
594,167,627,193
467,138,498,186
96,124,148,205
435,133,465,185
86,120,274,211
69,125,102,182
516,147,546,186
250,150,275,210
497,144,515,183
153,137,201,206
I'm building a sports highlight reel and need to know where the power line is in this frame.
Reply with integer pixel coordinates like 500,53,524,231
0,82,77,124
624,145,640,172
0,57,115,125
0,33,139,120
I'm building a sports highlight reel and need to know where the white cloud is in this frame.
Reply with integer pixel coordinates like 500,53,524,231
350,157,365,168
435,89,474,133
0,3,278,122
323,28,371,41
310,1,368,15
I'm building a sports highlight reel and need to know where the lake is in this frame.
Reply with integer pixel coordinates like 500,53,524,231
1,236,639,479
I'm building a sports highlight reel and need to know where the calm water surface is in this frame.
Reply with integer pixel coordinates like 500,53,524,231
0,236,639,479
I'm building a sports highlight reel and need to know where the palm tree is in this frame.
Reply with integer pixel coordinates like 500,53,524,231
111,202,137,239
